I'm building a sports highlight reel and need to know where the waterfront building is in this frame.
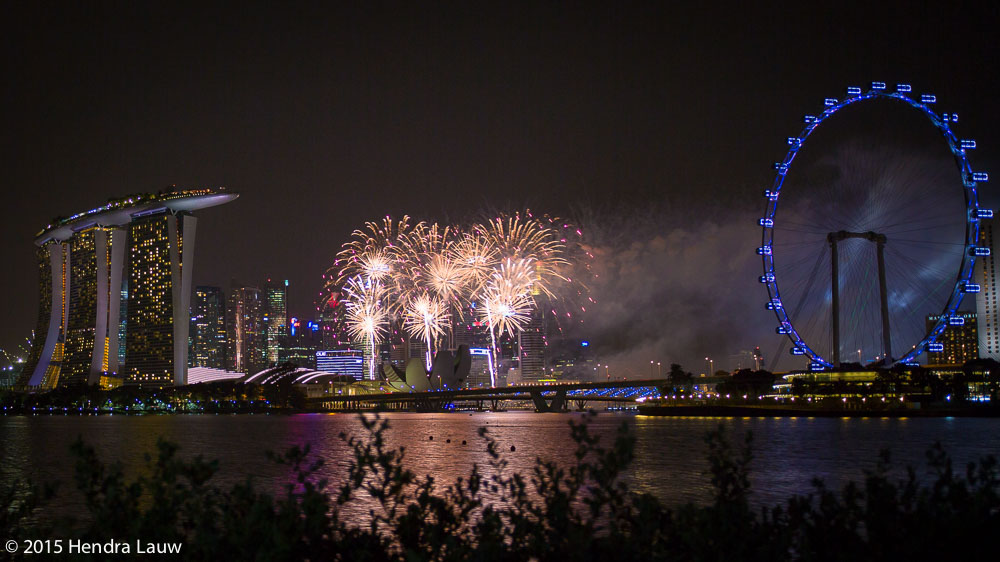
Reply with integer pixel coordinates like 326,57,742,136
315,349,365,380
190,286,227,369
19,189,236,388
976,218,1000,360
124,213,195,387
263,278,288,364
227,283,266,375
926,311,979,366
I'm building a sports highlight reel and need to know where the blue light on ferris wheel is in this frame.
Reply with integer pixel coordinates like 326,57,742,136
972,172,989,182
971,246,991,257
921,94,937,104
791,347,806,355
976,209,994,219
960,139,977,149
962,283,981,294
760,218,774,227
928,343,945,353
847,86,862,95
871,81,887,90
896,84,912,92
948,316,966,326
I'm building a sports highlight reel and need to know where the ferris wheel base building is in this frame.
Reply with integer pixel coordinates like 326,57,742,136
17,188,238,389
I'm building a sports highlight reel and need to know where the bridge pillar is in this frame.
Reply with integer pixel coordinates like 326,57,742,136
550,389,567,412
530,389,568,412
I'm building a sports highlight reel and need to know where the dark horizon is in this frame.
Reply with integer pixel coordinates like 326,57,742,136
3,2,998,372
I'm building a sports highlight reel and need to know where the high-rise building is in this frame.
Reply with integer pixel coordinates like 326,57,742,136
263,279,288,364
518,308,546,383
18,189,237,388
926,311,979,365
124,213,196,387
278,318,322,368
227,283,266,374
976,218,1000,360
190,286,227,369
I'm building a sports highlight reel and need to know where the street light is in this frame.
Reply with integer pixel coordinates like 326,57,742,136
650,360,654,378
657,362,661,378
705,357,713,375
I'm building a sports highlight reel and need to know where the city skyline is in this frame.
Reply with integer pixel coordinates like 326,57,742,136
2,3,998,374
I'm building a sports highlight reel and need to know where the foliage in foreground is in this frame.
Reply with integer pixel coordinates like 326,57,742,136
4,414,1000,561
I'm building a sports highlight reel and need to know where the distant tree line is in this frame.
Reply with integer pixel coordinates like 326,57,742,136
0,381,306,414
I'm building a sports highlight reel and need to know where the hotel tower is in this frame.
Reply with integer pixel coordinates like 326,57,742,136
18,188,237,388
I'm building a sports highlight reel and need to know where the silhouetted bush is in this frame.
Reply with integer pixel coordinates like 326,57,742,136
4,414,1000,560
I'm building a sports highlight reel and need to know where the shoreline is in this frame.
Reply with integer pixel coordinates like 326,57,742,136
636,404,1000,418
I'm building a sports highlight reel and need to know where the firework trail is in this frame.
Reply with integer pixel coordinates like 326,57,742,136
342,275,388,379
451,229,500,297
403,293,449,370
478,263,534,385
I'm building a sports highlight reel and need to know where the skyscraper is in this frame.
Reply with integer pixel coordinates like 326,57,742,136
19,189,237,388
926,311,979,366
227,283,266,374
190,286,227,369
124,212,196,387
518,308,546,383
263,278,288,364
976,218,1000,360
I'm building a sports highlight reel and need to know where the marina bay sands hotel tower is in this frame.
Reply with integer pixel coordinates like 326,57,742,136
17,188,237,389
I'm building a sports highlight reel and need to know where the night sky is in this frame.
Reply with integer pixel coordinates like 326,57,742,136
2,2,998,373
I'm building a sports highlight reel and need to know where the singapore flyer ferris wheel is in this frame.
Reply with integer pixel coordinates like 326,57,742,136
758,82,991,371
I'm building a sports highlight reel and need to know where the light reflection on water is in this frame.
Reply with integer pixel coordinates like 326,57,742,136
3,413,1000,522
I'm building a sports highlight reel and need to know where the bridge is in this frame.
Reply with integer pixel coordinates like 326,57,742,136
305,376,729,412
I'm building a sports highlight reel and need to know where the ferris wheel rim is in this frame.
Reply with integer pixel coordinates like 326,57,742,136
757,82,988,370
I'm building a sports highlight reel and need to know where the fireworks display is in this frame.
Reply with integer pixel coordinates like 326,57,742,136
327,211,587,384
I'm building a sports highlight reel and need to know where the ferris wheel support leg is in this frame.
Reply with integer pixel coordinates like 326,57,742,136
877,237,892,363
829,235,840,367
